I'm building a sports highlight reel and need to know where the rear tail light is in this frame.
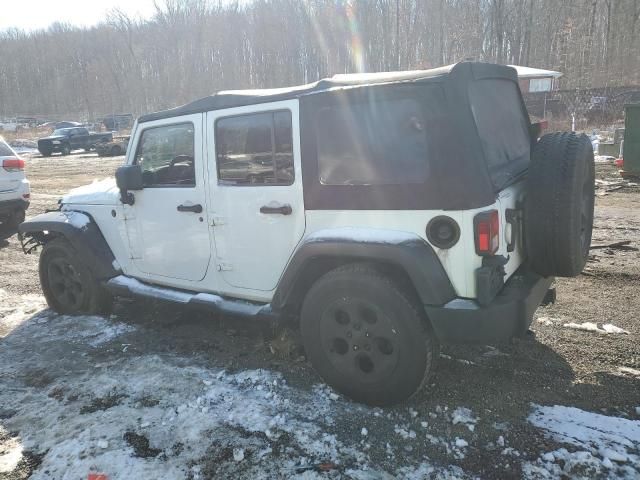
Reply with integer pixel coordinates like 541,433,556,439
474,210,500,256
2,157,25,172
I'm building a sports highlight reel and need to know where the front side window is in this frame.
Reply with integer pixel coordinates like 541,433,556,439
134,123,195,187
314,97,430,186
215,111,293,186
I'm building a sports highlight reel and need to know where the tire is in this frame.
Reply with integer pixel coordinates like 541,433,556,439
300,263,438,406
110,145,122,156
61,144,71,156
525,132,595,277
6,208,26,230
39,238,113,315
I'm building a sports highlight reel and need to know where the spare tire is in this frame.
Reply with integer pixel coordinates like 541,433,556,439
525,132,595,277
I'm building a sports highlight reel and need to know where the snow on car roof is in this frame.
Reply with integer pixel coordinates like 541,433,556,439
508,65,563,78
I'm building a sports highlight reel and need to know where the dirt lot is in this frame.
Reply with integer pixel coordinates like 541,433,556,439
1,154,639,479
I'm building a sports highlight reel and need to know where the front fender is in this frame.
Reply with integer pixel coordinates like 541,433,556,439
272,227,456,310
18,210,119,280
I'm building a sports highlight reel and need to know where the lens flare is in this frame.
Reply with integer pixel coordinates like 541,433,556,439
345,2,366,73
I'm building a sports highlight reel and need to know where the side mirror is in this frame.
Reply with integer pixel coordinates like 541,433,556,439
115,165,143,205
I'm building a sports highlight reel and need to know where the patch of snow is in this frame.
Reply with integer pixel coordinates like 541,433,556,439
536,316,555,326
455,438,468,448
0,294,47,337
618,367,640,377
0,428,23,473
563,321,602,333
0,290,476,479
60,210,91,229
233,447,245,462
452,407,478,432
526,404,640,479
601,324,630,335
563,322,629,334
360,428,368,436
394,463,468,479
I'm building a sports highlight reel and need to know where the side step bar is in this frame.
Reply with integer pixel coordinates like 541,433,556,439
104,275,274,318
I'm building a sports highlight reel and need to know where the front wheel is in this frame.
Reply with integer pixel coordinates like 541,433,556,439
61,144,71,156
39,238,113,315
301,263,438,406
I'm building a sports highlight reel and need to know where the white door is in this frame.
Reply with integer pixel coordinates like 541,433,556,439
206,101,305,292
126,115,212,282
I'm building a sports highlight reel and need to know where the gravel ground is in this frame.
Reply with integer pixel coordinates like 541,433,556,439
0,154,639,479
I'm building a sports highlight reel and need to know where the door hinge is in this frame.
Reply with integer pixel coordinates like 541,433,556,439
216,263,233,272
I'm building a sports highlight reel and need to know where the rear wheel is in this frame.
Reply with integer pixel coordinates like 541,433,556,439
301,263,438,406
39,238,113,315
110,145,122,156
525,132,595,277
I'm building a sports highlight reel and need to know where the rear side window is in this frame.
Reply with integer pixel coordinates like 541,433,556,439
0,141,13,156
215,111,294,186
314,97,429,185
469,79,530,190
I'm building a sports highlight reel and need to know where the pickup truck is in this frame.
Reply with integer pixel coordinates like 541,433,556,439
37,127,112,157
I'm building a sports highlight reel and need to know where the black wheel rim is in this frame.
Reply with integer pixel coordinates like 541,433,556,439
47,257,85,311
319,298,400,384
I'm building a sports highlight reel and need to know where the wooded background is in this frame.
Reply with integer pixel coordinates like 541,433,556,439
1,0,639,119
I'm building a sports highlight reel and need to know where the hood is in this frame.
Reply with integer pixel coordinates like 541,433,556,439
38,135,66,142
62,178,120,205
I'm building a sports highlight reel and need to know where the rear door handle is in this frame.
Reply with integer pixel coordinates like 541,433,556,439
260,204,292,215
177,203,203,213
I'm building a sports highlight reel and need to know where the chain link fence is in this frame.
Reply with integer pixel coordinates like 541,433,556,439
523,85,640,133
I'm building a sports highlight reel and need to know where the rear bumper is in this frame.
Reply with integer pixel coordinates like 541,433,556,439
424,268,554,344
0,198,29,217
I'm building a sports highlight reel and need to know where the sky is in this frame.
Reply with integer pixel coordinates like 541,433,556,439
0,0,158,32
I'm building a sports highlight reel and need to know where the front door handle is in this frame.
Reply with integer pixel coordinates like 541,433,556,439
177,203,203,213
260,204,292,215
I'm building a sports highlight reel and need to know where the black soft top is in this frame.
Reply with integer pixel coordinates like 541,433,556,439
138,62,517,123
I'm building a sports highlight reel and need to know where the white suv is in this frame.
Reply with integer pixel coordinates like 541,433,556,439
19,63,595,405
0,137,30,231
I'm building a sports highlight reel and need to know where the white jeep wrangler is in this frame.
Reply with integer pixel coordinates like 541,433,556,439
19,63,595,405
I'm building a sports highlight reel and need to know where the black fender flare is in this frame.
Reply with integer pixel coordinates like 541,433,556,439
18,210,119,280
271,227,457,311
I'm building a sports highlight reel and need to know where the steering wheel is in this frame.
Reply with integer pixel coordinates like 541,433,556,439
169,154,194,168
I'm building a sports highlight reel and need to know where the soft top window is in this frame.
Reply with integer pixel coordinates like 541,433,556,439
469,79,530,190
314,90,437,186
